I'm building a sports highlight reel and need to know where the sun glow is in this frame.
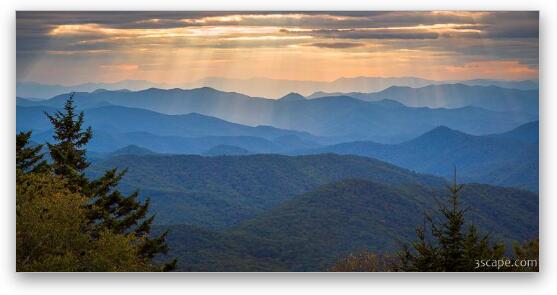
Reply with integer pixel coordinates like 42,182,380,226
20,11,537,85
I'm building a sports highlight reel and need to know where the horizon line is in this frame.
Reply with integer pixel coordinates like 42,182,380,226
18,75,540,88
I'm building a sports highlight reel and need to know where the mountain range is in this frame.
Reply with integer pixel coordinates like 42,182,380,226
16,80,169,99
93,152,536,271
297,123,538,191
18,77,538,99
16,76,539,272
17,86,536,143
308,83,539,114
18,97,538,192
87,153,447,228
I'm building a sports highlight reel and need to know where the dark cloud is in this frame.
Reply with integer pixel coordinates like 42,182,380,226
306,42,365,48
16,11,539,81
287,28,440,40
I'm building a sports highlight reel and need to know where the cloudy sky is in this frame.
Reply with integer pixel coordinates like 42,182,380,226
17,11,539,85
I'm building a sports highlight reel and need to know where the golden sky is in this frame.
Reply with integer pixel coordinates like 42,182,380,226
16,11,539,85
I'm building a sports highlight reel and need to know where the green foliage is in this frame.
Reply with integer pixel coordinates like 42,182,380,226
16,131,48,174
399,178,506,272
154,178,536,271
45,94,92,191
88,153,446,227
513,238,539,272
330,252,400,272
17,94,175,271
44,95,174,270
16,172,151,271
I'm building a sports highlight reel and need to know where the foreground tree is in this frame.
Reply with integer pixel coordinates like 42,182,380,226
46,95,176,270
44,94,175,270
45,95,92,191
330,252,400,272
16,172,151,271
16,94,175,271
513,238,539,272
399,175,505,272
16,131,48,175
330,173,517,272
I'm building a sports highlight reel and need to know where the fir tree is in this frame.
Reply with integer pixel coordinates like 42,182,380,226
513,238,539,272
400,170,505,272
45,93,92,191
44,94,176,270
16,131,48,174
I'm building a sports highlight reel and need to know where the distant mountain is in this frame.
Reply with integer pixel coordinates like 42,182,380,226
278,92,306,102
461,79,538,90
19,77,538,100
272,134,321,150
29,128,314,155
17,104,322,143
109,145,157,157
16,80,172,99
87,154,446,227
299,126,538,191
160,179,538,271
17,88,536,143
183,76,439,98
308,84,539,114
491,121,539,144
204,145,251,156
186,76,538,98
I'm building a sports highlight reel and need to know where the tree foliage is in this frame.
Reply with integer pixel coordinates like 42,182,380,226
399,175,506,272
17,94,175,271
330,252,400,272
45,94,92,191
16,172,150,271
16,131,48,174
513,238,539,272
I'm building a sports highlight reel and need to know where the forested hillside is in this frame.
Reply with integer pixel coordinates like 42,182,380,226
299,124,538,191
88,153,446,227
155,179,537,271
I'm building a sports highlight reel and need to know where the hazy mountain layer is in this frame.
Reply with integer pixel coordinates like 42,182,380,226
17,87,536,143
18,77,538,99
298,124,538,191
308,84,538,114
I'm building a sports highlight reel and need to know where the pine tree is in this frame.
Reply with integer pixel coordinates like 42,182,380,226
513,238,539,272
45,93,92,191
400,171,505,272
16,131,48,174
44,94,176,270
17,172,152,272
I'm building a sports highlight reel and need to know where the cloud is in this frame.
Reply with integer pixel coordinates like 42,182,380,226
306,29,440,39
305,42,365,48
16,11,539,83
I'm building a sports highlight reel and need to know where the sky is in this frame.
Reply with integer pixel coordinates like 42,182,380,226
16,11,539,85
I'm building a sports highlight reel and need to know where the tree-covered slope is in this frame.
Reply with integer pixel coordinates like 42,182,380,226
157,179,538,271
490,120,539,144
300,126,538,191
88,154,446,227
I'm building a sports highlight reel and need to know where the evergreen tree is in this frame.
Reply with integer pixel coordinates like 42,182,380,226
17,172,153,272
400,172,505,272
513,238,539,272
330,251,400,272
16,131,48,174
44,94,176,270
45,93,92,191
